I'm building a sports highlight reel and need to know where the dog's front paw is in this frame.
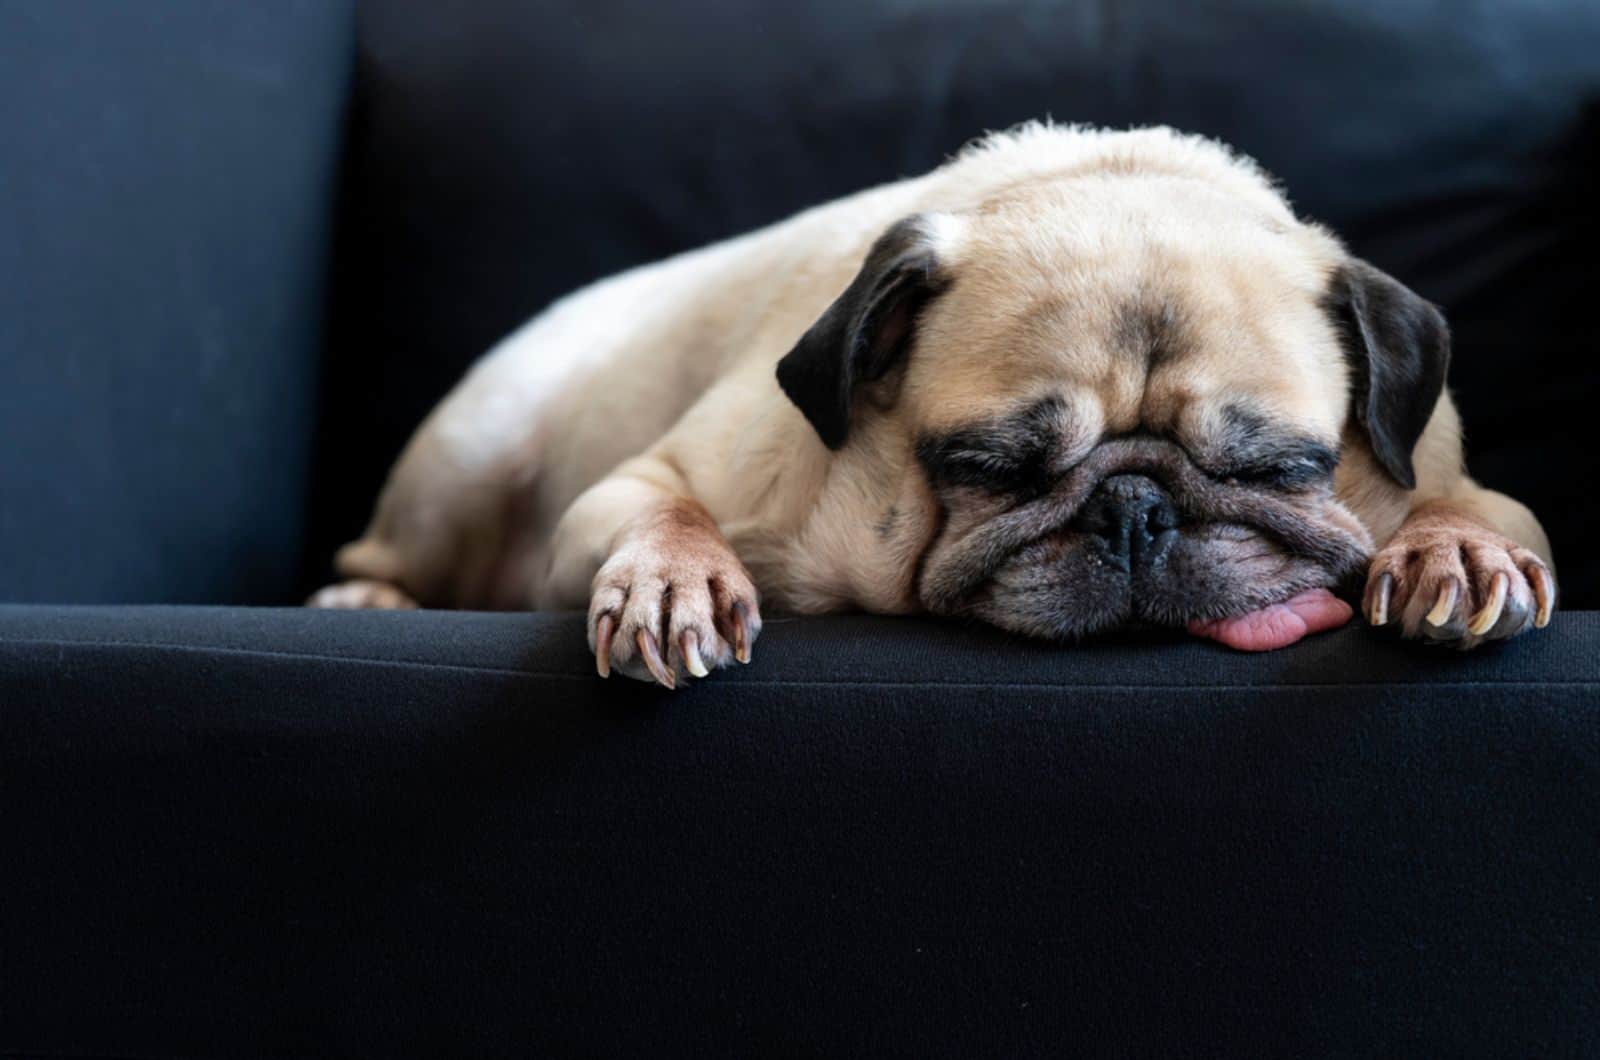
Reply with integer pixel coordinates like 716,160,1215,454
1363,510,1554,648
587,511,761,688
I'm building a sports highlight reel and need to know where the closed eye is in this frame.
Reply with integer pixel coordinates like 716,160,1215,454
916,439,1037,492
915,396,1069,496
1217,442,1339,490
939,445,1024,480
1208,404,1340,490
917,431,1059,496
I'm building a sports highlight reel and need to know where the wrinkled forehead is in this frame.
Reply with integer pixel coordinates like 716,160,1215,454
906,194,1349,449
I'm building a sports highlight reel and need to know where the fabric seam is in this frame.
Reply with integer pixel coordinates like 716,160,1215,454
0,636,1594,689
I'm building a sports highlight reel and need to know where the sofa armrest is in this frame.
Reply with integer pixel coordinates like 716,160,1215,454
0,4,353,605
4,605,1597,1056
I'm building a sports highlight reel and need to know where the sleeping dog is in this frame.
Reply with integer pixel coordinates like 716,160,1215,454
311,123,1556,686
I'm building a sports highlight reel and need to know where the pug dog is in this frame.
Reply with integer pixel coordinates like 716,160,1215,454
311,123,1556,686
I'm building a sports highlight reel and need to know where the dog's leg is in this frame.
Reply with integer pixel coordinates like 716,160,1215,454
307,578,420,610
1363,483,1555,647
542,454,762,688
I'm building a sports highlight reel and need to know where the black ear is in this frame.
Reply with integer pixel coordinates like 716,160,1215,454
776,214,952,449
1325,259,1451,489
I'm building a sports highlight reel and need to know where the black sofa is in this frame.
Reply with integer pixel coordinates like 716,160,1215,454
3,2,1598,1056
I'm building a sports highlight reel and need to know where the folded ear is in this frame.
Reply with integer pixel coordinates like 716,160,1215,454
1324,259,1451,489
776,214,954,449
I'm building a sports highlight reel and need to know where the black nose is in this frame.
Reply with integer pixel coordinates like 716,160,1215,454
1073,474,1180,571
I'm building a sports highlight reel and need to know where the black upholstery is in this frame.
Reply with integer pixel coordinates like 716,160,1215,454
2,2,1598,1056
0,2,352,605
5,606,1599,1057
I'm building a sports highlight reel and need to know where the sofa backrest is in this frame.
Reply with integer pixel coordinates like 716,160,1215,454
317,0,1599,606
7,2,1592,607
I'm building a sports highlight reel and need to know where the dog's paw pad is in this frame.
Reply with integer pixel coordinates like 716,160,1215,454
587,535,760,688
1364,517,1553,648
307,579,419,610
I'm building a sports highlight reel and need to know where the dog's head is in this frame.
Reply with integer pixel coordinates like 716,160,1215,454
776,172,1448,639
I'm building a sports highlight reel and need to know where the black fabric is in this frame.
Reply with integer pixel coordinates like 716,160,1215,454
4,605,1598,1056
0,2,353,604
313,0,1600,605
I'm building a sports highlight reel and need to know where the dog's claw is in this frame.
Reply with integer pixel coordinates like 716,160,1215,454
1425,579,1459,627
680,630,709,678
1366,506,1556,649
1467,572,1509,636
1528,563,1555,629
731,601,753,664
587,501,762,684
1368,571,1393,627
636,629,675,689
594,613,616,678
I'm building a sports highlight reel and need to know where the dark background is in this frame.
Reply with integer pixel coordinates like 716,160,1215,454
2,0,1597,606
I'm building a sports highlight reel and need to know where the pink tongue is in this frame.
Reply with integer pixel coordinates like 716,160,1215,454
1186,588,1352,652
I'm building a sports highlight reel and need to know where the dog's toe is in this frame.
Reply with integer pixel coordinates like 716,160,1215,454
1365,518,1553,649
587,542,761,688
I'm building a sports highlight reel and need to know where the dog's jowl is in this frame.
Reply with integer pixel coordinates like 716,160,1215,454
310,123,1556,685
